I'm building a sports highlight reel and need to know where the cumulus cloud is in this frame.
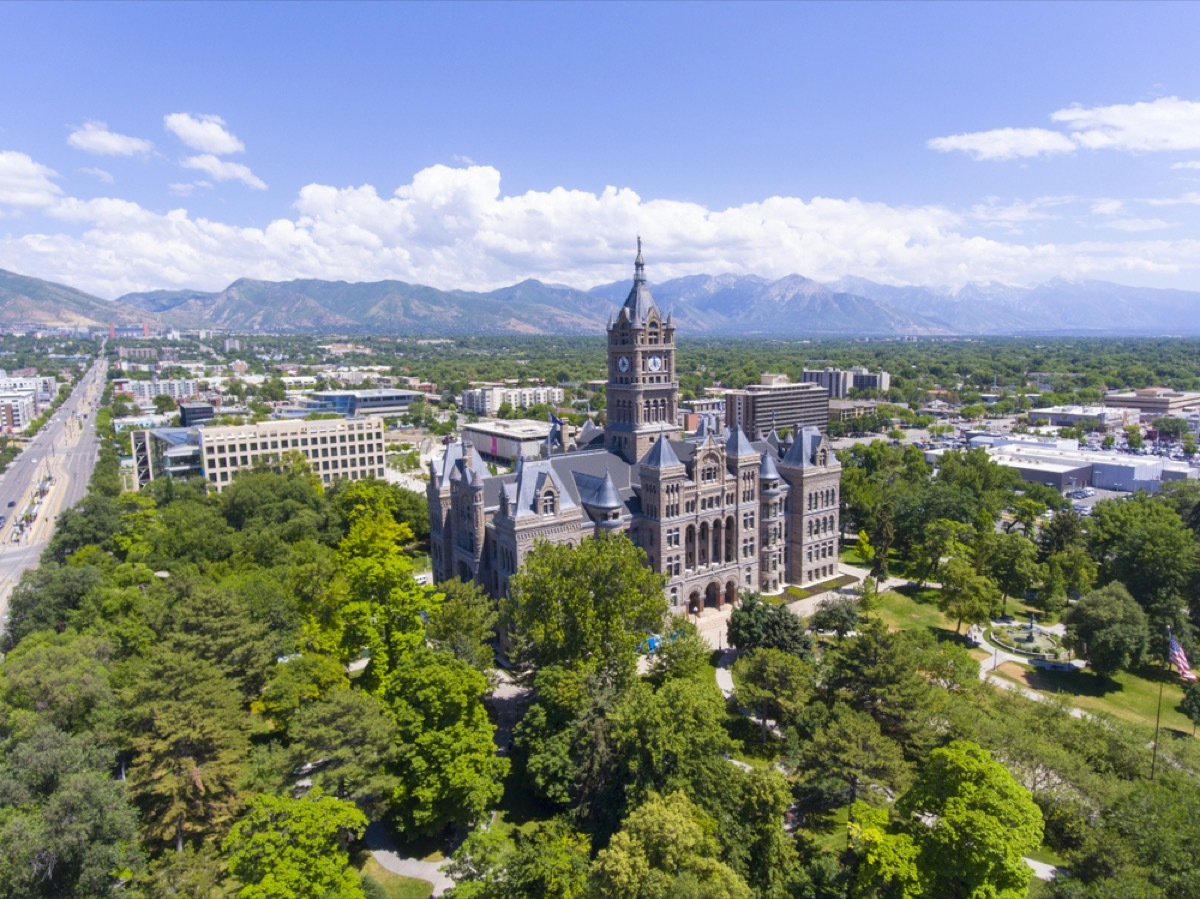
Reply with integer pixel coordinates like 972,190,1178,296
2,162,1200,297
0,151,61,206
928,128,1076,161
1052,97,1200,152
67,121,154,156
164,113,245,154
931,97,1200,161
80,167,114,184
180,154,266,190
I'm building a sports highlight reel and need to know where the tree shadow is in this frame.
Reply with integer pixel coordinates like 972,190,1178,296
894,583,942,605
1020,666,1122,698
493,757,560,828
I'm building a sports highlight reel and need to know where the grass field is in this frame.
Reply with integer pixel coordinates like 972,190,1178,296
874,586,956,636
354,853,433,899
776,574,858,604
992,661,1196,738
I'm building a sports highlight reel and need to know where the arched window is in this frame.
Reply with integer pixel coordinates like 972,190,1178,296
541,491,556,515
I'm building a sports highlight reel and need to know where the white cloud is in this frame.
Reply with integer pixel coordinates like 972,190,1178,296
0,151,61,207
928,128,1076,161
168,181,211,197
67,121,153,156
164,113,245,154
1171,161,1200,170
80,167,114,184
3,163,1200,297
1144,192,1200,207
1052,97,1200,152
1100,218,1175,232
180,155,266,190
931,97,1200,161
1091,199,1124,216
969,196,1074,230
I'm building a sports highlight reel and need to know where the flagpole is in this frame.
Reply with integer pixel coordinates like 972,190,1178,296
1151,676,1165,781
1152,626,1172,781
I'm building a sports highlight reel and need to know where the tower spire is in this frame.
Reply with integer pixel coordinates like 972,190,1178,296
634,236,645,283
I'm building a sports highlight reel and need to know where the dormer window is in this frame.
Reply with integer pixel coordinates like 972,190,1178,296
541,490,557,515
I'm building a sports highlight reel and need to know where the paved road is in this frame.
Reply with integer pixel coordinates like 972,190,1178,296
0,356,107,626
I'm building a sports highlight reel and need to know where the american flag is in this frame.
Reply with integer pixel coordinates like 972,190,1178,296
1168,633,1199,682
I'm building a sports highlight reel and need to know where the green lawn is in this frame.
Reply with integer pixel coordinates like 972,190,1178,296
776,574,858,604
874,587,957,636
839,547,914,579
993,661,1197,738
839,546,871,568
802,805,851,857
354,853,433,899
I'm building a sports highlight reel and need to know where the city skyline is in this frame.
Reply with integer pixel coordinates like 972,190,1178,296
4,1,1200,297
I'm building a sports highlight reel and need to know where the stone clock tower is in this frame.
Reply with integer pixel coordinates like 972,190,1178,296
606,240,680,463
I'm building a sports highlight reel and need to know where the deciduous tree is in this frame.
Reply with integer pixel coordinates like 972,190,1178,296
587,792,751,899
505,535,666,678
1063,583,1150,678
385,649,507,835
727,593,812,658
938,556,1000,633
894,740,1043,899
224,790,367,899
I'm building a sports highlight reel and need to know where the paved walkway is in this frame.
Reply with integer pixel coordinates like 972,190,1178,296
365,823,455,896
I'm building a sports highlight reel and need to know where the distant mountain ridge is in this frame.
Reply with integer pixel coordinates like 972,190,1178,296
0,269,146,328
4,265,1200,336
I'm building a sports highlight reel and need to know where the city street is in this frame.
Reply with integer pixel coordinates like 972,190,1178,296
0,356,106,627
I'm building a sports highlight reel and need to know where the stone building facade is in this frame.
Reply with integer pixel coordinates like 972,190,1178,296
428,245,841,610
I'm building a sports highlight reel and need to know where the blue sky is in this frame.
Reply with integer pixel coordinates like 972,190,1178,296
4,1,1200,297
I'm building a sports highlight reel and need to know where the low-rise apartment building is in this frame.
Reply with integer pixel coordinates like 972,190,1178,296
460,384,565,416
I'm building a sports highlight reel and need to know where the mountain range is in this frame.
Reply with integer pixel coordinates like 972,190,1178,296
3,266,1200,337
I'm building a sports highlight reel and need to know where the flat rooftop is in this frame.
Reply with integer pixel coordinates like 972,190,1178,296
464,418,553,439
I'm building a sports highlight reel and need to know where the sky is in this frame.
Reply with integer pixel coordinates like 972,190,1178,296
4,1,1200,298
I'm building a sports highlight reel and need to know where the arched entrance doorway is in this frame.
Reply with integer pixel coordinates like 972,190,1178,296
725,580,738,607
705,582,720,609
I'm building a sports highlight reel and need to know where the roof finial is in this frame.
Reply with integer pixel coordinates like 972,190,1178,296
634,236,645,283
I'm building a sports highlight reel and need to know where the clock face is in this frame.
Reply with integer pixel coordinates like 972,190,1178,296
648,354,663,372
617,356,630,372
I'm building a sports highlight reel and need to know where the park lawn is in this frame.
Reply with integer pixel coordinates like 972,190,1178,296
1024,845,1066,867
1027,878,1055,899
356,855,433,899
874,588,956,636
805,805,851,856
839,546,870,568
779,575,858,603
839,547,914,579
993,662,1196,737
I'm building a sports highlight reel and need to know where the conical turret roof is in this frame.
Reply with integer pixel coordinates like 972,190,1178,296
640,431,682,469
726,426,757,458
620,237,659,324
759,451,781,480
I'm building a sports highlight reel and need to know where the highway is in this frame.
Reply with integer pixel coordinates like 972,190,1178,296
0,355,107,626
